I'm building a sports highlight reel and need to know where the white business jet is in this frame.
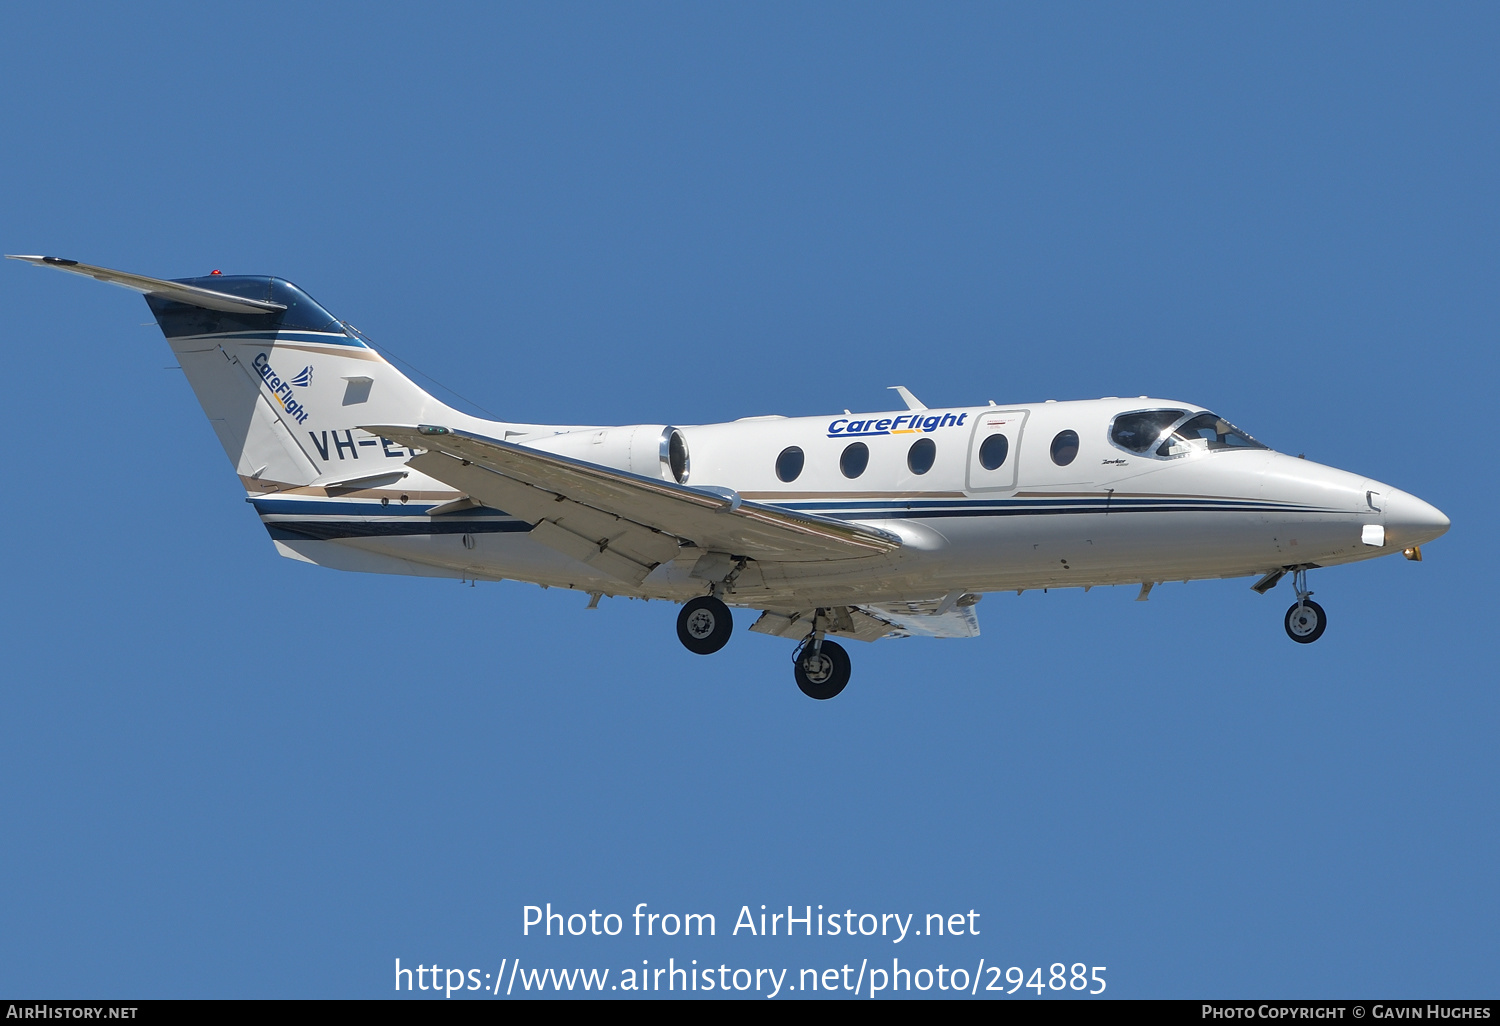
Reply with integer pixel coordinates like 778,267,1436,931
10,256,1450,699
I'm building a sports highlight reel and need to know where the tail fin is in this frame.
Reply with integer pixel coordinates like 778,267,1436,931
9,256,457,493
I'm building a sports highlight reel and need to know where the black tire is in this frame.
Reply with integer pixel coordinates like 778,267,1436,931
794,640,851,700
677,596,733,655
1284,599,1327,644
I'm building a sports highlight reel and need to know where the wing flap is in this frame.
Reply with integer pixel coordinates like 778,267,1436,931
529,521,658,585
405,450,682,583
749,599,979,643
860,598,982,638
750,609,896,643
374,425,901,563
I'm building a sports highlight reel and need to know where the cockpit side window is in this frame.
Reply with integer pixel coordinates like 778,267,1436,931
1110,410,1186,453
1156,413,1267,457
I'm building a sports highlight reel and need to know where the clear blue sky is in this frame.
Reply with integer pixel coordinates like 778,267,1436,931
1,2,1495,999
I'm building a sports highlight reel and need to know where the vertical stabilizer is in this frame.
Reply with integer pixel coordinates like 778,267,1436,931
9,256,469,494
141,273,458,493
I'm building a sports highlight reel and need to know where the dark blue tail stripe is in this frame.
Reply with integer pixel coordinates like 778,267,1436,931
266,519,531,541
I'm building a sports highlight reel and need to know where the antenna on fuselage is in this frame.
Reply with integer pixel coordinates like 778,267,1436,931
887,385,927,411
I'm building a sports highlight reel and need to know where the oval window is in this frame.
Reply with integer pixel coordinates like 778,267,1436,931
775,446,804,483
1050,429,1079,466
978,433,1009,471
906,437,936,475
839,441,869,479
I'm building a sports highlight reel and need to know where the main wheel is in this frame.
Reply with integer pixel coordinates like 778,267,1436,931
1284,599,1327,644
677,596,733,655
794,640,851,700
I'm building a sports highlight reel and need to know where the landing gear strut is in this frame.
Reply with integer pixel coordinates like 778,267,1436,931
1283,568,1327,644
792,611,852,699
794,639,851,700
677,595,733,655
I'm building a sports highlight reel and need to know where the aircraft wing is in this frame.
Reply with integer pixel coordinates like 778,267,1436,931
367,425,901,585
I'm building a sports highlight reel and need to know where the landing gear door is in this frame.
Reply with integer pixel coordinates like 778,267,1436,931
966,409,1027,492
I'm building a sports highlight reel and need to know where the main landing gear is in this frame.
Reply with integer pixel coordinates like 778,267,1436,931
793,635,851,700
677,595,733,655
1283,568,1328,644
673,598,856,700
677,557,748,656
789,608,852,700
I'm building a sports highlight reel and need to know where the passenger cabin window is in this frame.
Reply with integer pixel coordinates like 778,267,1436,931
776,446,804,482
907,437,936,475
978,434,1008,470
1110,409,1186,453
1050,430,1079,466
840,442,869,479
1156,413,1267,458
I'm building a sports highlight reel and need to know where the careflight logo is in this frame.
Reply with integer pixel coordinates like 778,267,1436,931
252,352,311,425
827,411,967,438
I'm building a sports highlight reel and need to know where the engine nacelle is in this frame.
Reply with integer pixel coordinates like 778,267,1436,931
526,424,690,483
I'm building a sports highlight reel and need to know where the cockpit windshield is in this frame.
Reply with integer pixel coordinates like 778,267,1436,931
1109,409,1268,459
1155,413,1266,457
1110,410,1187,453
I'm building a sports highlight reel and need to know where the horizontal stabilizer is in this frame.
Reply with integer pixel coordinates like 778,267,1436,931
316,470,410,493
7,255,287,313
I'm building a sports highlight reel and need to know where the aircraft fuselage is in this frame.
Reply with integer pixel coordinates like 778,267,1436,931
11,255,1450,697
257,396,1449,609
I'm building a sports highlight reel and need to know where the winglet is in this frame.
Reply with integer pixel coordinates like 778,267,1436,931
888,385,928,411
7,254,287,314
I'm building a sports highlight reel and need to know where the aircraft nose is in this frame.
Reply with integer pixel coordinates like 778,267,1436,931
1381,487,1450,547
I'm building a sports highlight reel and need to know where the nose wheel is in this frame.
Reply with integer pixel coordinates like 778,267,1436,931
677,596,733,655
793,637,851,700
1283,569,1328,644
1284,599,1327,643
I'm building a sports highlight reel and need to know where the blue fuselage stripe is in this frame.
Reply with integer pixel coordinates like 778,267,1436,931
251,497,519,516
255,495,1340,543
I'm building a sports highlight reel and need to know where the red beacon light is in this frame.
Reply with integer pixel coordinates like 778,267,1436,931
209,269,221,275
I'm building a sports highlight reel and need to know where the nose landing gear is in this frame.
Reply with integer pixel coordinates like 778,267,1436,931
1283,569,1327,644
